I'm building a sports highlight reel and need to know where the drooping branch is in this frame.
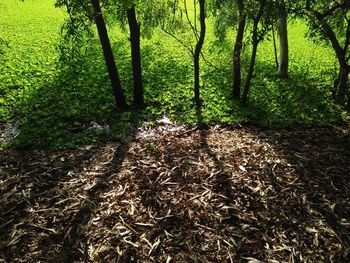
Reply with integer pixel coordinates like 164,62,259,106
306,4,346,66
161,26,194,55
184,0,199,41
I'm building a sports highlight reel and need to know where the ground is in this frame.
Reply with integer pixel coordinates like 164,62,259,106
1,122,349,262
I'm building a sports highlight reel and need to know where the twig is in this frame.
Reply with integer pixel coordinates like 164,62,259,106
161,26,194,56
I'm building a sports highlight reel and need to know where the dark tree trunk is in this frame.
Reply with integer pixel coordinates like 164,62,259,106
232,0,246,100
127,7,144,106
277,0,289,78
91,0,127,108
194,0,206,107
272,21,279,71
242,33,258,104
335,65,349,105
241,0,266,104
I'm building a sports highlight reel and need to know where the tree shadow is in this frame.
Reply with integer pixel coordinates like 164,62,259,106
2,111,348,261
140,41,195,121
245,59,343,126
0,122,139,262
196,106,276,259
7,38,141,149
191,114,350,261
0,145,96,260
200,49,344,126
0,41,142,259
247,124,350,261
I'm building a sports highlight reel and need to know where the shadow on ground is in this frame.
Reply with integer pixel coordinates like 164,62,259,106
2,120,349,262
249,124,350,260
201,53,343,126
0,130,137,262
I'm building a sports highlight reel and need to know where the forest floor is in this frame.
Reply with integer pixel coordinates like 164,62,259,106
1,121,350,263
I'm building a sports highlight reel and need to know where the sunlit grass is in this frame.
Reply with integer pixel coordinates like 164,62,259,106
0,0,346,148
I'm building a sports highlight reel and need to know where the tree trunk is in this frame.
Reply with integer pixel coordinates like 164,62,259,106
242,25,259,104
277,0,288,78
91,0,127,108
272,21,279,71
335,66,349,105
194,0,206,107
241,0,265,104
232,0,246,100
127,7,144,106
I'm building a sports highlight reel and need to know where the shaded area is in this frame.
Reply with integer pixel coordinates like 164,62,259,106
251,124,350,260
0,130,137,262
1,122,350,262
8,38,138,149
201,52,343,126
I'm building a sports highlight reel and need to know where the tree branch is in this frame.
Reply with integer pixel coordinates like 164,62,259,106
184,0,199,41
344,19,350,53
161,26,194,56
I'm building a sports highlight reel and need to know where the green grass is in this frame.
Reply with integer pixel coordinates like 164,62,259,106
0,0,346,149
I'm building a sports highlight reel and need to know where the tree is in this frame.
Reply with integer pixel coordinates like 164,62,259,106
210,0,272,101
242,0,272,104
209,0,244,100
56,0,127,108
232,0,246,100
113,0,184,107
111,0,145,106
277,0,289,78
125,0,180,106
126,5,143,106
91,0,127,108
162,0,207,107
194,0,206,106
305,0,350,106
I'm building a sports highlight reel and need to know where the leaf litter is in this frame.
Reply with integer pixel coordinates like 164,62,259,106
0,121,350,262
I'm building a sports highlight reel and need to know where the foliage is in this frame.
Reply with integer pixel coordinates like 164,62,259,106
301,0,350,105
208,0,237,41
0,36,8,55
0,0,347,149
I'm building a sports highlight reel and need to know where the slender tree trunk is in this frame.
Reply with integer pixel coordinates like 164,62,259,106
241,0,266,104
194,0,206,107
232,0,246,100
91,0,127,108
335,65,349,105
242,25,259,104
277,0,289,78
127,7,144,106
272,21,279,71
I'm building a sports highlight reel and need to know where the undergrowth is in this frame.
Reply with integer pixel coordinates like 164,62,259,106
0,0,346,149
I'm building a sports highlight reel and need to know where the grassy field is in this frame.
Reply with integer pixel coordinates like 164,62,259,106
0,0,346,148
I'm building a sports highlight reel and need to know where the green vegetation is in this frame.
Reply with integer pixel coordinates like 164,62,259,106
0,0,347,149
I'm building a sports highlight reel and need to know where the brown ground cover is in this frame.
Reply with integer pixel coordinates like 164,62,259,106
1,122,350,262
